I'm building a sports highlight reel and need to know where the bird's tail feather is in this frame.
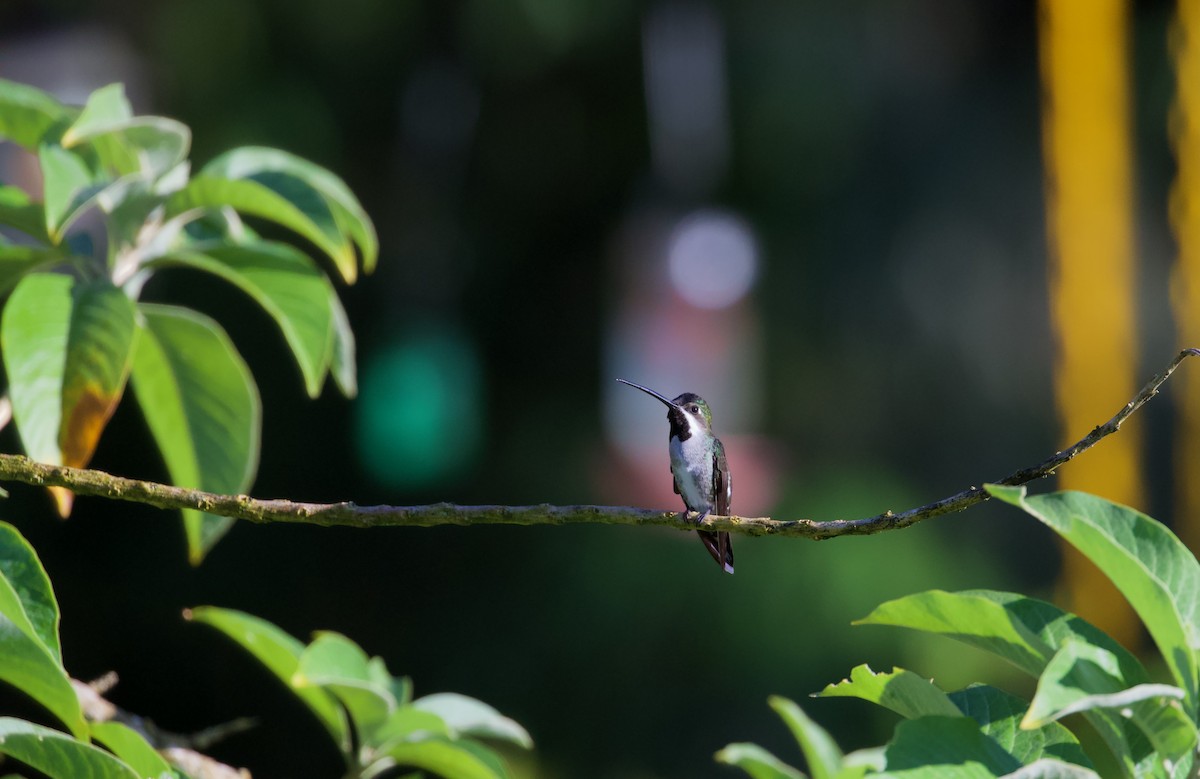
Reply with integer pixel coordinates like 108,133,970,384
697,530,734,574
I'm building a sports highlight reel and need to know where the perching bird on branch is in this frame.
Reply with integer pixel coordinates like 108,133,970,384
618,379,734,574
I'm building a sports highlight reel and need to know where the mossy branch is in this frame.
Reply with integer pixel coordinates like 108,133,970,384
0,349,1196,540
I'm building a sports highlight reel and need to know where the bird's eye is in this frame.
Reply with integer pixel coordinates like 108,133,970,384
689,405,699,413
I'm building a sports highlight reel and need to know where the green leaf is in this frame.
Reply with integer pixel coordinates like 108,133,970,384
1025,641,1195,763
1002,760,1102,778
60,279,137,470
0,521,62,663
328,289,357,397
60,84,190,179
372,737,504,779
876,716,1020,778
0,184,52,243
716,743,807,779
0,244,65,295
412,693,532,749
90,721,175,778
149,243,334,397
857,589,1154,777
0,718,138,778
948,685,1091,769
0,78,72,149
39,144,102,243
371,707,452,747
130,305,260,563
186,607,349,752
988,486,1200,711
165,176,354,283
768,697,842,779
0,616,86,738
816,665,961,720
60,84,132,140
202,146,377,278
295,632,395,739
2,273,71,466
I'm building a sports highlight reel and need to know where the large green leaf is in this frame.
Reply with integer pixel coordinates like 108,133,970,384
149,243,334,397
60,279,137,471
130,305,260,563
0,244,63,299
2,273,71,466
373,738,505,779
165,176,353,283
0,78,72,149
988,486,1200,713
186,606,349,752
202,146,377,279
0,615,86,738
1025,641,1194,762
412,693,532,749
715,743,807,779
875,716,1020,778
0,184,52,243
857,589,1155,777
769,697,843,779
39,144,103,243
89,721,175,779
948,686,1091,769
817,666,1090,770
0,522,62,663
328,288,356,397
816,665,961,720
0,718,136,778
295,632,396,740
59,83,190,180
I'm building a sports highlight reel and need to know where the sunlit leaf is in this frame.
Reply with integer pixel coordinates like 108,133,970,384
816,665,960,720
988,486,1200,712
90,721,175,778
768,697,842,779
202,146,377,279
328,289,356,397
948,686,1090,769
1024,640,1194,762
0,522,62,663
295,632,395,739
412,693,532,749
371,708,452,749
2,273,71,466
165,176,353,282
60,279,137,472
130,305,259,563
39,144,102,243
0,78,72,149
715,743,807,779
373,737,504,779
186,606,349,752
149,243,334,397
60,84,190,179
0,718,136,778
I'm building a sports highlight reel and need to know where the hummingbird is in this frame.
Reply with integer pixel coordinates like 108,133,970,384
617,378,734,574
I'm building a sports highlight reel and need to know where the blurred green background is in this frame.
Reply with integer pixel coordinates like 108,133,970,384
0,1,1185,777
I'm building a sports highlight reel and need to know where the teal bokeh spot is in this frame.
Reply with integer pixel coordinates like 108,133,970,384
355,328,483,489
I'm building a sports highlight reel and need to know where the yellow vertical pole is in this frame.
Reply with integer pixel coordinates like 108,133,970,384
1039,0,1143,647
1171,0,1200,549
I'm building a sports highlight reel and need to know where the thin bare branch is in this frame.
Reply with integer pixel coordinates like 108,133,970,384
0,349,1196,539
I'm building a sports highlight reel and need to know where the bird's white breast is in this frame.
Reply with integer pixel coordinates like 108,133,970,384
669,433,714,513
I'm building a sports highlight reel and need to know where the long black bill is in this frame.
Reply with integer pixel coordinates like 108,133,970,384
616,378,680,409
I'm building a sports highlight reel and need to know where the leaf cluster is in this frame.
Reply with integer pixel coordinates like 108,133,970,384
0,79,377,562
721,487,1200,779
